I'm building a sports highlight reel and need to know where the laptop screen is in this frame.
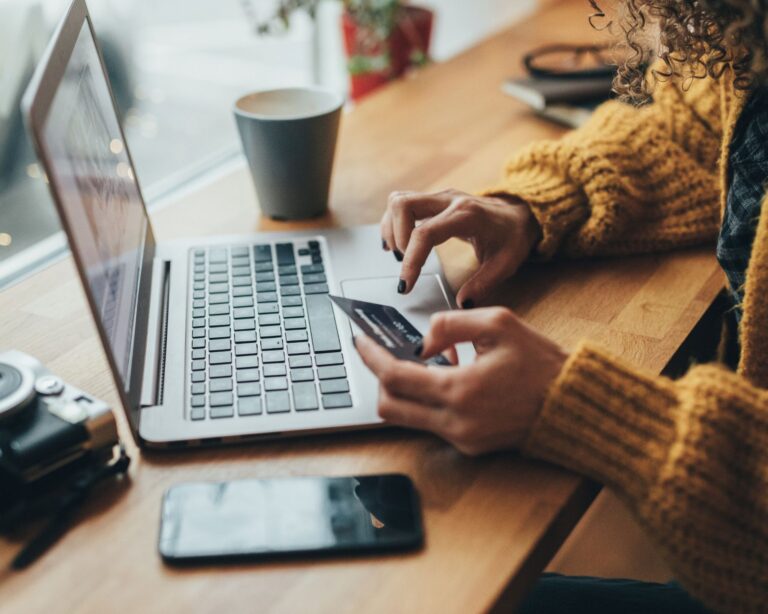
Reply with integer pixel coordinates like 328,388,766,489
40,21,148,388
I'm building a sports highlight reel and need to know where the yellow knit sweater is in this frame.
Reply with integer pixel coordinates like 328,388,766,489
487,71,768,612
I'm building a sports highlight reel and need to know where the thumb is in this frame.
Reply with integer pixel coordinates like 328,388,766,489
420,309,501,358
456,255,516,308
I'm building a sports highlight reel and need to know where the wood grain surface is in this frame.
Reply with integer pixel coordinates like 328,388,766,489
0,1,723,612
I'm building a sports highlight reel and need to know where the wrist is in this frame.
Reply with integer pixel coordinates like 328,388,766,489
491,194,542,257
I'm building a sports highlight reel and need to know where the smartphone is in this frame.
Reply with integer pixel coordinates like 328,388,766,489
158,474,423,564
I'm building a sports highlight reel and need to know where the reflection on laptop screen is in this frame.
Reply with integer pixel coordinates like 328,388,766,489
41,22,148,387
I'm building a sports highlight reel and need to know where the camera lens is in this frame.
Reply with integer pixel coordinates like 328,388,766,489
0,364,23,400
0,362,36,422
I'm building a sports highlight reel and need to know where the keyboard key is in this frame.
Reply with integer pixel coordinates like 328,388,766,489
279,275,299,286
281,296,303,308
261,338,284,351
260,326,282,339
191,383,206,395
232,277,252,287
238,383,262,397
193,308,205,319
209,248,227,263
191,372,205,383
190,407,206,421
284,318,306,330
231,256,250,269
193,299,205,309
192,360,205,371
209,338,231,352
254,261,274,272
235,343,258,356
234,330,257,344
238,397,262,416
210,379,233,392
257,292,278,303
193,290,205,300
264,377,288,391
322,393,353,409
259,314,280,326
301,264,324,275
192,339,206,349
210,364,232,379
278,265,297,276
232,246,249,257
262,350,285,363
234,307,256,319
209,282,228,294
194,249,205,257
255,271,275,282
233,286,252,297
298,248,310,256
210,392,234,407
236,356,259,369
233,296,254,308
209,304,230,316
191,395,205,408
293,382,319,411
234,319,255,331
287,342,310,356
304,283,329,295
236,368,260,383
210,405,234,419
286,330,308,342
308,240,320,250
311,254,322,264
290,368,314,382
316,353,344,367
263,363,287,377
192,329,205,339
232,266,251,277
256,281,277,293
194,282,205,291
280,286,301,297
320,379,349,394
303,273,327,285
318,366,347,380
258,303,279,315
209,315,231,327
266,391,291,414
306,294,341,353
282,306,305,318
208,273,228,284
209,263,227,274
192,318,205,328
289,355,312,368
209,351,232,366
276,243,295,265
192,349,205,360
253,244,272,262
209,294,229,305
209,326,231,339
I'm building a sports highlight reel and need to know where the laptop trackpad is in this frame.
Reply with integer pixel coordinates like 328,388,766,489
339,275,451,340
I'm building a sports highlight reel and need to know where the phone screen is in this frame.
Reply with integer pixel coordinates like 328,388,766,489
159,474,423,563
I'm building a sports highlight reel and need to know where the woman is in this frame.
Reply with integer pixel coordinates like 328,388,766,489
354,1,768,612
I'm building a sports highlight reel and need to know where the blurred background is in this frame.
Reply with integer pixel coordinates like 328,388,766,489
0,0,535,288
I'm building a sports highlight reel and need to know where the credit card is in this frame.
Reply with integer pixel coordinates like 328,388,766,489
329,295,451,366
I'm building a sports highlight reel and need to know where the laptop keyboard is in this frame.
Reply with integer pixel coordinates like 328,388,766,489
187,239,353,420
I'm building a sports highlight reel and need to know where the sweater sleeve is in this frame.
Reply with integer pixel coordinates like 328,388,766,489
485,74,724,259
524,342,768,613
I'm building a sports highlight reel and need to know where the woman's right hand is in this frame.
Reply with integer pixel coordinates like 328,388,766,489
380,189,541,308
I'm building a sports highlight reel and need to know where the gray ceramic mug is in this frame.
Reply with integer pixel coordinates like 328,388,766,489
234,87,343,221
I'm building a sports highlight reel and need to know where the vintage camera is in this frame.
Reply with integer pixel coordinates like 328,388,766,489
0,350,119,516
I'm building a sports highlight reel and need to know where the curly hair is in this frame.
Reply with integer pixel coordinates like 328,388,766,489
589,0,768,104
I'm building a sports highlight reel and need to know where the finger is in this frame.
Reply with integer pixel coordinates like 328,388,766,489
380,207,395,253
421,308,516,357
455,254,517,307
355,335,448,404
377,386,448,435
399,206,478,293
389,191,452,254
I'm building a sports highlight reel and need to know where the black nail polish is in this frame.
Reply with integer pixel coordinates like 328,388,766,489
394,250,404,262
462,299,475,310
382,238,388,250
398,279,406,294
414,344,423,357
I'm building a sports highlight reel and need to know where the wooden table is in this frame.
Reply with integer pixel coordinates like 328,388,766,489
0,1,724,612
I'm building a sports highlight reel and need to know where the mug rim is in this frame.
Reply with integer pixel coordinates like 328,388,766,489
233,86,344,122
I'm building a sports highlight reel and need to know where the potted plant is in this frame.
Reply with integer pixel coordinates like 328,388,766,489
245,0,434,100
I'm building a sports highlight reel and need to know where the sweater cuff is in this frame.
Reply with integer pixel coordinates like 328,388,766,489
522,342,679,501
482,166,587,260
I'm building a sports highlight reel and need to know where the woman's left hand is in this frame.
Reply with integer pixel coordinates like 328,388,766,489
354,307,569,456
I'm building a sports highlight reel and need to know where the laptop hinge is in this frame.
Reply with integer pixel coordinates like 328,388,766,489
140,258,171,408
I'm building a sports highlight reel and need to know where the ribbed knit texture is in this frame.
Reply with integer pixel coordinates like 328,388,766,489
486,67,768,612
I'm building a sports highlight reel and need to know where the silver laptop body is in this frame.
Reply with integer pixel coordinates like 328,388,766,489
22,0,464,449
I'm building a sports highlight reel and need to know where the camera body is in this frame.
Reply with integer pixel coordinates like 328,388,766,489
0,350,118,498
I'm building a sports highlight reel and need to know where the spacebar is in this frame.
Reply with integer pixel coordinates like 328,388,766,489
306,294,341,353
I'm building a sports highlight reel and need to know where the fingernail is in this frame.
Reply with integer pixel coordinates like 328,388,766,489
461,299,475,310
398,279,407,294
414,344,423,357
394,250,404,262
382,238,388,251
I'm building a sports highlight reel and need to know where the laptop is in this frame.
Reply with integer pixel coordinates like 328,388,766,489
22,0,466,448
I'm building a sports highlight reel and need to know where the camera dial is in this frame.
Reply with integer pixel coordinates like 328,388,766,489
0,361,36,422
